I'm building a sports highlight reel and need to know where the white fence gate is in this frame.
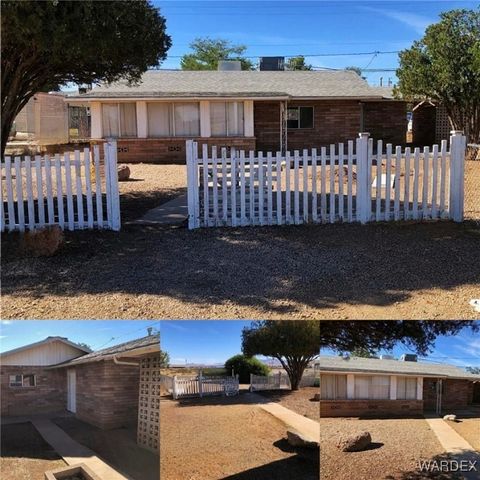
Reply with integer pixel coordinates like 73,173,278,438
250,372,291,391
171,373,239,400
1,140,120,232
186,131,466,229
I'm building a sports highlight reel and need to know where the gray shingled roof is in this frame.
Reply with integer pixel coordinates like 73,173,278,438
319,355,480,380
53,334,159,367
68,70,385,100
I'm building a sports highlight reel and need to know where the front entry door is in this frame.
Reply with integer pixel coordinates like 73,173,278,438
473,383,480,404
67,369,76,413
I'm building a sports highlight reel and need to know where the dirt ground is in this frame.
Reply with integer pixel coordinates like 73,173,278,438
448,417,480,451
2,219,479,319
53,417,159,480
258,387,320,422
0,422,66,480
319,417,462,480
160,395,319,480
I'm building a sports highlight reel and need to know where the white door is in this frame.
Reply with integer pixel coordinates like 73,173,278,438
67,369,76,413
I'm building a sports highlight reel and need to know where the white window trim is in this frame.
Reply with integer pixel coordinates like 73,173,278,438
146,102,201,138
102,102,137,138
210,101,245,137
9,374,36,388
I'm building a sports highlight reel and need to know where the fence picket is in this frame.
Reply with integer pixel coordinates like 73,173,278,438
293,150,300,224
347,141,353,222
25,156,35,229
431,144,439,218
64,153,74,230
375,140,382,221
248,150,254,224
5,157,15,231
83,148,94,228
394,146,401,220
311,148,318,222
329,144,336,223
338,144,344,221
14,157,26,231
93,145,103,228
231,148,238,227
35,156,45,227
439,140,447,217
212,147,219,226
55,154,65,228
285,151,291,224
321,147,327,223
258,151,264,225
221,148,228,224
366,138,373,222
303,149,309,223
0,166,4,231
202,144,210,226
404,147,411,220
412,148,420,220
385,144,392,221
267,151,273,225
276,151,282,225
74,150,84,228
422,146,430,218
240,150,246,225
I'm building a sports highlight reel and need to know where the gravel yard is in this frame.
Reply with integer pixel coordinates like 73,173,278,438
0,422,66,480
320,417,460,480
160,395,319,480
258,387,320,422
2,220,479,319
448,418,480,451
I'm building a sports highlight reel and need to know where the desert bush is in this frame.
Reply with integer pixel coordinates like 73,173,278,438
225,354,270,383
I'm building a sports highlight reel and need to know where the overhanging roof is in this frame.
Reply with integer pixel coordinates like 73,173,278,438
67,70,391,101
319,355,480,380
0,336,91,358
51,334,160,368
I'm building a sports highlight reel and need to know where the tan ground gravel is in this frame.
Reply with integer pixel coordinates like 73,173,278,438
320,417,458,480
448,418,480,451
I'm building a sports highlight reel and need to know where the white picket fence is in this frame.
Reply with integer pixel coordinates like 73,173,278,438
1,141,120,232
250,372,291,391
170,373,239,400
186,131,466,229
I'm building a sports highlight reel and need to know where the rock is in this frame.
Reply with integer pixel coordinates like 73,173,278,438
117,164,130,181
287,430,319,449
337,431,372,452
20,226,63,257
313,393,320,401
443,414,457,421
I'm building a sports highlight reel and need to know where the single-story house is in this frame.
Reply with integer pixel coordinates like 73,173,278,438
1,333,160,453
67,69,407,163
319,354,480,417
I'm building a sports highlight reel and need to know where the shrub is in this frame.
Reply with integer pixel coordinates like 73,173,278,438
225,354,270,384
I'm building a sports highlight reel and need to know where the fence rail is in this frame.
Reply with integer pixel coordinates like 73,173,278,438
1,141,120,232
171,373,239,399
186,132,466,229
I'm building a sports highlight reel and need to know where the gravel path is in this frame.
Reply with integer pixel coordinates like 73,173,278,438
320,418,457,480
2,221,479,319
160,395,319,480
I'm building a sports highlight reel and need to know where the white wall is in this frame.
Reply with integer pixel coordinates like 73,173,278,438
1,341,86,366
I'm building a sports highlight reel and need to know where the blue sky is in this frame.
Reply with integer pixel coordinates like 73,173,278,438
321,322,480,369
160,320,253,365
0,320,160,353
154,0,478,84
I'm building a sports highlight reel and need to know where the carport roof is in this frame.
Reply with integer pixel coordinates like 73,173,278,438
319,355,480,380
52,334,160,367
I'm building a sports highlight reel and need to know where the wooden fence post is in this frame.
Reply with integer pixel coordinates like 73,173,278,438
173,375,178,400
104,140,120,231
187,140,200,229
449,130,466,222
356,132,370,224
198,370,203,398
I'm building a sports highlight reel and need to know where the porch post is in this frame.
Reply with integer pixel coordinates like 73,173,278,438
136,101,148,138
347,374,355,399
390,376,397,400
417,377,423,401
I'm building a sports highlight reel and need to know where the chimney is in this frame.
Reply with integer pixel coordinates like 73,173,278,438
147,327,153,336
400,354,417,362
217,60,242,71
259,56,285,71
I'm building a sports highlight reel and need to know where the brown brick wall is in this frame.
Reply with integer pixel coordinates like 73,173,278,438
0,366,67,416
363,101,407,146
253,101,282,152
74,360,139,430
92,137,256,164
320,399,423,417
423,378,474,412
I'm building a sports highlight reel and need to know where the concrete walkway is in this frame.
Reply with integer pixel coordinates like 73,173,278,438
31,418,129,480
248,393,319,443
133,194,188,225
424,415,479,480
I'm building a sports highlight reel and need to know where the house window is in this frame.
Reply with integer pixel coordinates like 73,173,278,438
210,102,244,136
354,375,390,399
102,103,137,138
320,374,347,400
287,106,314,129
9,374,36,387
397,376,417,400
147,102,200,137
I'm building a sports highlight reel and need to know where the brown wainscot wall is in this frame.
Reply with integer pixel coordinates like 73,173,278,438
0,366,67,416
363,101,407,146
320,399,423,418
92,137,256,164
74,360,139,430
423,378,474,412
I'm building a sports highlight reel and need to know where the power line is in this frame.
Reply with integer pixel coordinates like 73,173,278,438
166,50,400,59
93,321,161,350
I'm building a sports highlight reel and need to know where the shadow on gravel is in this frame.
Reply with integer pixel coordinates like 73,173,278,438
2,221,480,317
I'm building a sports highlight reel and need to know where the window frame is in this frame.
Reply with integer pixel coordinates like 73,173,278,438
102,102,137,138
320,374,347,400
9,374,36,388
354,375,390,400
287,106,314,129
210,101,245,137
146,102,201,137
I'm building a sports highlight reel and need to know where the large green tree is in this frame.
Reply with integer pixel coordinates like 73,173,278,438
224,354,270,384
395,9,480,142
180,37,254,71
1,0,171,155
285,56,312,71
242,320,320,390
321,321,479,355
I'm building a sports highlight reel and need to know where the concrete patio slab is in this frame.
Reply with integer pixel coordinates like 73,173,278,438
31,418,129,480
132,194,187,225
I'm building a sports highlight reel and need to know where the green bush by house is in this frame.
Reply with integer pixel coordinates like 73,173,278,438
225,354,270,384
